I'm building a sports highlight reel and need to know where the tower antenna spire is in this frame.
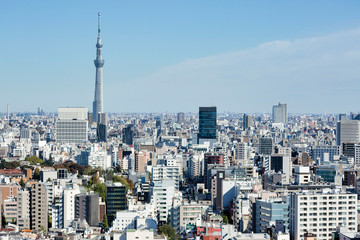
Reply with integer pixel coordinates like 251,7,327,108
98,12,101,36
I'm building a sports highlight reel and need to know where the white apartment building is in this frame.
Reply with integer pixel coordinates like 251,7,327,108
111,211,138,232
290,189,357,240
235,142,249,161
3,197,17,223
233,195,251,232
190,154,203,178
17,190,30,230
179,202,207,232
152,179,175,223
152,165,180,190
63,184,80,228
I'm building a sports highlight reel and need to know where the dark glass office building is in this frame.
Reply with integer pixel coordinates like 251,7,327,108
198,107,217,139
106,184,127,225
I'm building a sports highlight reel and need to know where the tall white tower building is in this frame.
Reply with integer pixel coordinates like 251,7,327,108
272,102,287,123
93,12,104,123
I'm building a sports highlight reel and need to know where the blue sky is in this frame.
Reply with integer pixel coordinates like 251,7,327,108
2,1,360,113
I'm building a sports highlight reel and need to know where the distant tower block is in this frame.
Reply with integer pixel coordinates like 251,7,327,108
93,12,104,123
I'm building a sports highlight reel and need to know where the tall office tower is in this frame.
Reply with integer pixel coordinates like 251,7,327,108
106,183,127,226
336,120,360,146
75,193,100,227
177,112,185,123
272,102,287,123
289,190,357,240
259,137,273,155
93,12,104,123
97,113,108,142
7,104,9,120
30,182,48,232
243,114,253,129
56,107,88,143
122,124,134,145
198,106,217,142
17,190,30,231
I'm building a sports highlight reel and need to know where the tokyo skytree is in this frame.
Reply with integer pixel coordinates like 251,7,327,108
93,12,104,123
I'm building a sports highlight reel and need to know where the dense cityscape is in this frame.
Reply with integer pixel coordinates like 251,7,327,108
2,4,360,240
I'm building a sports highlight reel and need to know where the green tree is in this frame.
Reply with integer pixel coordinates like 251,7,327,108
39,225,46,234
221,212,229,224
48,214,52,229
103,214,109,231
113,175,134,192
93,182,106,201
42,159,53,167
33,168,40,180
19,178,26,188
158,224,176,240
0,159,19,169
25,156,44,165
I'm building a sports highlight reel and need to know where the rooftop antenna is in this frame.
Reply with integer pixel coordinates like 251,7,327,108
98,12,101,37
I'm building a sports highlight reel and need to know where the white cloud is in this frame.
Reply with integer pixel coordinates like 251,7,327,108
111,28,360,113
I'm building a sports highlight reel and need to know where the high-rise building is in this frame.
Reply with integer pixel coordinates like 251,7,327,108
259,137,273,155
204,153,224,189
93,12,104,123
30,182,48,232
106,183,127,226
243,114,253,129
75,193,99,227
17,189,30,231
135,151,150,174
269,155,292,183
152,165,180,190
122,124,134,145
235,142,249,161
20,128,31,139
177,112,185,123
97,113,108,142
272,102,287,123
56,107,88,143
198,107,217,141
152,180,176,224
336,120,360,146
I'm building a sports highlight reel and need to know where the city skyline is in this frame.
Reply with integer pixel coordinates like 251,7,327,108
1,1,360,113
